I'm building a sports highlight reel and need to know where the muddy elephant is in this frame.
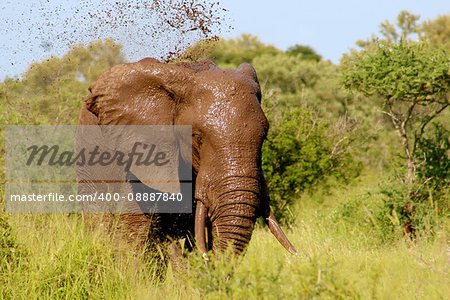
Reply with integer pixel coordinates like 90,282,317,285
76,58,297,256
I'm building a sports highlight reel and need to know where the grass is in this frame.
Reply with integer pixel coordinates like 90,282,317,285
1,172,449,299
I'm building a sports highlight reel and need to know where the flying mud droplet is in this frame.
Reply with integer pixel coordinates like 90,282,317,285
39,40,54,52
150,0,229,60
5,0,231,65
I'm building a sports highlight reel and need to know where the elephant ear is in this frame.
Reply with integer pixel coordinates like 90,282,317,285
102,126,183,195
237,63,262,103
84,58,194,195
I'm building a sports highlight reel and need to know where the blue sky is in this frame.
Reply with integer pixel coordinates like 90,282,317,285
0,0,449,79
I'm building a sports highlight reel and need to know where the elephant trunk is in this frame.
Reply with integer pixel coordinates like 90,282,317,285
201,176,260,254
211,192,259,254
195,204,257,255
194,172,298,256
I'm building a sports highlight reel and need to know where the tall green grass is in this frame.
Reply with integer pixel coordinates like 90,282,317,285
1,172,448,299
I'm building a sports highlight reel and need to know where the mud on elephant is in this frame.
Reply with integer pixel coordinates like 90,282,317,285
76,58,297,256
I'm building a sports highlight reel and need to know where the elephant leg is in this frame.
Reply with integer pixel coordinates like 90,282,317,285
116,213,152,246
81,211,151,248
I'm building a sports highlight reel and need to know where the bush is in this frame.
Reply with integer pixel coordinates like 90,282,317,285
415,123,450,192
366,123,450,241
262,100,361,223
330,175,449,243
375,180,448,241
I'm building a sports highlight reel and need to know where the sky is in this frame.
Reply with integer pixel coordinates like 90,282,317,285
0,0,449,79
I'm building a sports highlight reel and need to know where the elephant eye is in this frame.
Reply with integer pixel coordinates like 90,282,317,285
193,132,203,145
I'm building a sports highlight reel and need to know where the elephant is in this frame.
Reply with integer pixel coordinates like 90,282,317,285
76,57,297,257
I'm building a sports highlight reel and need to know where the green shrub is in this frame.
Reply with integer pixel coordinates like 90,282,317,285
262,102,361,223
330,175,448,243
366,123,450,241
415,123,450,192
371,178,449,242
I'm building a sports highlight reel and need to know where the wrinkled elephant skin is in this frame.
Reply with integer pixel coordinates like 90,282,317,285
77,58,297,256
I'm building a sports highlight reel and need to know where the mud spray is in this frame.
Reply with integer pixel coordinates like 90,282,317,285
2,0,231,67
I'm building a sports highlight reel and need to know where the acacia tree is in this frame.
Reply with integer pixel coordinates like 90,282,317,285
419,15,450,51
356,10,420,48
341,41,449,183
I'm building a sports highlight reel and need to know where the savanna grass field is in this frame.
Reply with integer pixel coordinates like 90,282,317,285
1,9,450,300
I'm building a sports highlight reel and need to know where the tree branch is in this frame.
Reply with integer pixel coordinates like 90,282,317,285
386,102,416,182
402,101,416,129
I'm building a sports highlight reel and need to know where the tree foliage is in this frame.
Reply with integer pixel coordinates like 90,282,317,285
341,40,450,182
262,99,361,222
415,124,450,191
356,11,420,49
285,44,322,61
420,15,450,50
342,42,449,101
0,39,124,125
253,54,321,93
180,34,280,68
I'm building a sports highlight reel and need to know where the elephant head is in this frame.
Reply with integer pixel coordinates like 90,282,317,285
79,58,297,256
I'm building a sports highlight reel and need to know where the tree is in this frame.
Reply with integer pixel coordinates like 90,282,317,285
341,41,450,183
355,11,450,52
285,44,322,62
355,10,420,49
1,39,125,125
23,39,124,91
179,34,280,68
252,53,321,93
420,15,450,51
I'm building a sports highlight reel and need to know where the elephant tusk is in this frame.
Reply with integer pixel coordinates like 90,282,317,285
266,210,298,255
195,200,208,258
